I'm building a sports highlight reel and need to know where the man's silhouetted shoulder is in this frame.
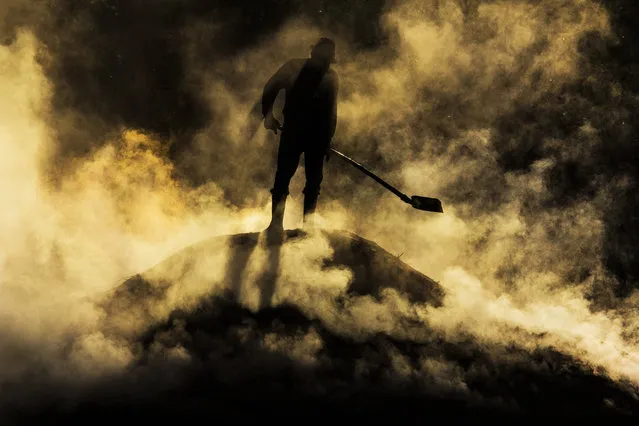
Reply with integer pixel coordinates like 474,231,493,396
323,67,338,99
261,58,306,117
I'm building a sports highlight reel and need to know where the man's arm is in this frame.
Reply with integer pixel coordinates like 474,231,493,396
261,61,292,118
324,71,339,162
328,71,339,140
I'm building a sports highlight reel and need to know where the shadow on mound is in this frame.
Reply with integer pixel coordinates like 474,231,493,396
5,229,639,423
10,297,639,424
99,229,444,339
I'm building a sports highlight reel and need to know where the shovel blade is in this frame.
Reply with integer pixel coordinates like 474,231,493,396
411,196,443,213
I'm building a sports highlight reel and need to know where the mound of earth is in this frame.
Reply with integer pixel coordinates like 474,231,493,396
99,229,444,340
5,229,639,423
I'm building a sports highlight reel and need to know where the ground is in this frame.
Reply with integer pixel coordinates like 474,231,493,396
4,229,638,424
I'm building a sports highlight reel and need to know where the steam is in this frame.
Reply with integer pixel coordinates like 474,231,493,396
1,0,638,415
0,30,262,384
334,0,639,383
177,0,639,384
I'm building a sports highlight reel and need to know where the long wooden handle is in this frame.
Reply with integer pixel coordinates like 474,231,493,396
329,148,412,204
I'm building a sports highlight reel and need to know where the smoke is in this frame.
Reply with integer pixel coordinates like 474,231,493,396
175,0,639,385
326,0,639,383
1,0,639,418
0,28,265,388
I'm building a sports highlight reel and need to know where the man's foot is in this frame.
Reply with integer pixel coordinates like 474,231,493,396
265,223,285,245
303,212,321,231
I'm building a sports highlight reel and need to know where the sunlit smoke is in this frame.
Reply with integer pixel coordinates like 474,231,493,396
179,0,639,384
0,30,266,385
1,0,638,412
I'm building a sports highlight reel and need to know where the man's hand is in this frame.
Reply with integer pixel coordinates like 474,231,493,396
264,114,282,135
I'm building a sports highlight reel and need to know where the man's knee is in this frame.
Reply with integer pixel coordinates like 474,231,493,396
270,186,290,199
273,160,299,197
308,168,323,186
303,180,321,198
304,167,323,198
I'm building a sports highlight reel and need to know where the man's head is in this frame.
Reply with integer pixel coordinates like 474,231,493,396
310,37,336,64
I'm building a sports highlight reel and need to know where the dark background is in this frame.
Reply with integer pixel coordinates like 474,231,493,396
1,2,639,422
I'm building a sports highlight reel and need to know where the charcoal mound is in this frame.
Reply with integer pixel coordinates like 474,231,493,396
5,229,639,424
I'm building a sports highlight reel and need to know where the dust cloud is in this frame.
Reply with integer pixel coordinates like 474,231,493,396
177,0,639,384
0,0,638,414
0,30,260,386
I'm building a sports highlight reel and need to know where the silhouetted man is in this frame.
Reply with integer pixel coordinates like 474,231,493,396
262,37,338,235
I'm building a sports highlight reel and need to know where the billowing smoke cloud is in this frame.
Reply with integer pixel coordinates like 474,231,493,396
0,28,264,388
1,0,639,420
176,0,639,381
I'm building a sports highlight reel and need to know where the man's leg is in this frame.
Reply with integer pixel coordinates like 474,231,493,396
269,135,301,231
302,145,326,227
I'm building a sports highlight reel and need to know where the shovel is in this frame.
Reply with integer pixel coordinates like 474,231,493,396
329,148,444,213
244,104,443,213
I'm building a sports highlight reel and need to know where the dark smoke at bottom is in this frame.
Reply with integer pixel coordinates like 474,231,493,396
3,298,638,423
2,230,638,423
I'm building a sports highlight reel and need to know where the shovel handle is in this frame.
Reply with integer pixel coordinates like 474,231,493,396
329,148,412,204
